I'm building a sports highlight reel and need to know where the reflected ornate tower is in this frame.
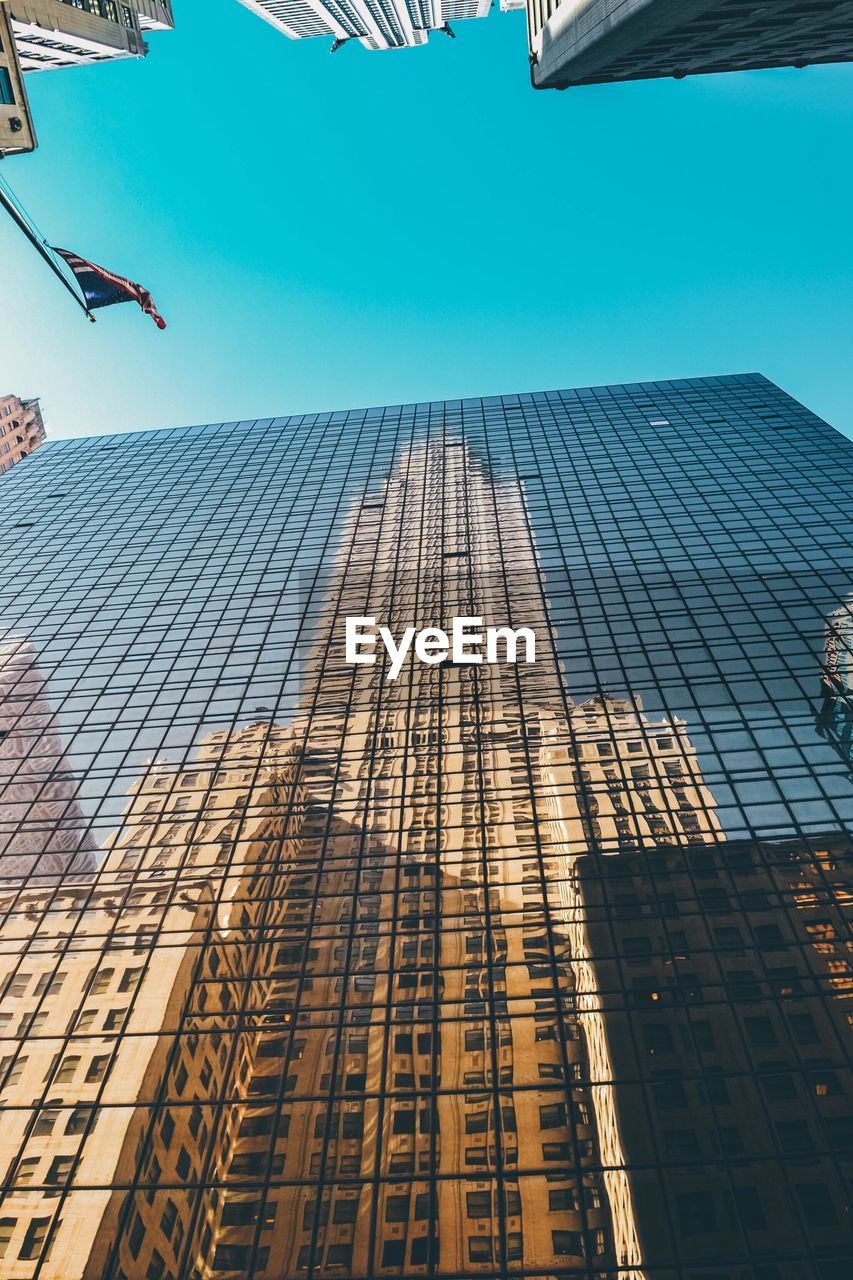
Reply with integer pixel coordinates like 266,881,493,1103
80,440,722,1279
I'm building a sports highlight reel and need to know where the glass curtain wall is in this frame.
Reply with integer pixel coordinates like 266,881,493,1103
0,372,850,1280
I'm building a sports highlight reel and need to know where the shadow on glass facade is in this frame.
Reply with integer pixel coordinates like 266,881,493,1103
0,372,850,1279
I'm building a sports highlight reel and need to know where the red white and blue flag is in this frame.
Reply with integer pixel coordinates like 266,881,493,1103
52,246,167,329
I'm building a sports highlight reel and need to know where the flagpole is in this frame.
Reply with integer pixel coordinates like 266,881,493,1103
0,171,95,320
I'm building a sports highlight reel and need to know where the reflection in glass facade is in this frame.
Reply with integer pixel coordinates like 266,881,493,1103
818,598,853,770
0,371,851,1280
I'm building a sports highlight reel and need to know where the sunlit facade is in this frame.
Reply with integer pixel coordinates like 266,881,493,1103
0,372,851,1278
0,397,45,475
9,1,174,73
235,0,490,54
528,0,853,91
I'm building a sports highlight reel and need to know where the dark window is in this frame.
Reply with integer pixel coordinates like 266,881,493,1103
551,1230,584,1256
468,1237,493,1262
466,1191,491,1218
392,1109,415,1135
734,1186,766,1230
381,1240,405,1267
385,1195,410,1222
676,1191,717,1235
0,68,16,107
796,1183,838,1229
539,1102,566,1129
745,1016,779,1048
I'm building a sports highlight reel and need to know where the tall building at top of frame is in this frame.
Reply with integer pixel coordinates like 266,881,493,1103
8,1,174,73
235,0,490,53
528,0,853,91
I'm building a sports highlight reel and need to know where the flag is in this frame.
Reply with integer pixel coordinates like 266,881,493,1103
52,246,166,330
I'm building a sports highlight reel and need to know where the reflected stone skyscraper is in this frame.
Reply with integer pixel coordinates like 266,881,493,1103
0,440,716,1278
89,440,659,1278
818,598,853,769
0,373,851,1279
0,639,97,879
0,719,300,1279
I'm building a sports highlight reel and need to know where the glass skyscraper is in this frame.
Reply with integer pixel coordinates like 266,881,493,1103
0,371,850,1280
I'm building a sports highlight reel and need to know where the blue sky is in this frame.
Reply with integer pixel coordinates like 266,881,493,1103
1,0,852,440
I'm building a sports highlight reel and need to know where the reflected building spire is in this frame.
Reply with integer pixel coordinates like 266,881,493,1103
94,439,662,1279
0,438,724,1279
21,437,642,1280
